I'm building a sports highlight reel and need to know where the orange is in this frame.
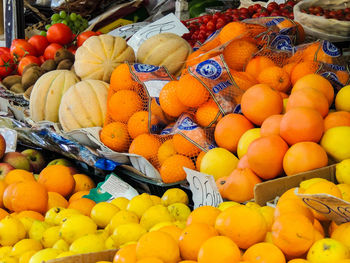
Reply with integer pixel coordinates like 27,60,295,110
73,173,95,193
151,98,173,125
313,219,325,237
137,258,163,263
260,114,283,137
303,181,342,221
302,42,334,64
245,56,276,79
195,151,206,170
68,198,96,216
0,180,7,208
158,225,182,244
290,61,319,85
179,223,218,260
278,188,300,203
219,168,261,203
136,231,180,263
219,22,247,44
108,90,144,123
274,197,314,223
195,100,222,127
38,165,75,198
282,62,297,76
129,134,162,166
197,236,241,263
279,107,324,145
157,139,177,166
331,222,350,249
160,154,195,184
215,205,267,249
336,70,350,85
186,206,221,227
258,66,291,93
329,221,340,236
291,74,334,105
287,260,309,263
113,243,137,263
0,208,9,220
4,169,34,185
109,63,140,93
16,210,45,221
178,261,198,263
286,88,329,117
282,142,328,176
3,181,48,213
68,190,89,204
214,113,254,153
176,74,210,108
243,242,286,263
237,155,250,169
246,135,289,180
198,36,221,52
276,19,305,44
230,70,258,91
47,191,69,209
271,214,315,258
100,121,131,152
127,111,158,139
185,49,219,68
324,111,350,131
241,84,283,126
223,39,258,71
173,131,203,157
159,81,188,117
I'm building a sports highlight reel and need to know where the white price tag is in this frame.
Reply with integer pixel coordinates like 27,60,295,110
184,168,223,209
127,13,189,54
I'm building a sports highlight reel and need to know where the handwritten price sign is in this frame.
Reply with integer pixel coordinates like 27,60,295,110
184,168,223,209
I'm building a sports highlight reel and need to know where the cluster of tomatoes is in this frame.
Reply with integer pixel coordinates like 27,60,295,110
182,1,297,47
301,6,350,21
0,23,100,79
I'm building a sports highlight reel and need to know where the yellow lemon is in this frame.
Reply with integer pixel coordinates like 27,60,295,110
28,221,50,242
0,256,18,263
56,251,77,258
109,210,139,233
54,208,82,225
237,128,261,159
335,85,350,112
150,195,161,205
110,197,129,210
299,178,328,192
18,250,37,263
174,220,187,229
52,239,69,251
44,207,65,226
111,223,147,248
18,217,35,233
105,236,117,249
259,206,275,231
0,246,12,258
167,203,191,221
140,205,174,231
0,216,26,246
28,248,60,263
11,239,42,257
307,238,349,263
245,202,261,209
90,202,120,228
161,188,189,206
218,201,240,211
336,159,350,184
69,234,106,254
96,228,109,241
337,184,350,203
41,226,61,248
59,215,97,244
321,126,350,162
127,194,154,218
149,221,174,232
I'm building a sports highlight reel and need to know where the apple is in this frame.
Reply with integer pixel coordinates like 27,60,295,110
21,149,46,173
47,158,73,167
3,152,32,171
0,163,14,180
0,134,5,160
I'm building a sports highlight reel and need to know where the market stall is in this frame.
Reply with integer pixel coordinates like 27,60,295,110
0,0,350,262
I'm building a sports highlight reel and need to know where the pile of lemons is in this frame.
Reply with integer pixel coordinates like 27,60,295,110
0,188,191,263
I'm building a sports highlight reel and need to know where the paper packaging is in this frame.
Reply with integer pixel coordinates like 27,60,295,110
47,249,118,263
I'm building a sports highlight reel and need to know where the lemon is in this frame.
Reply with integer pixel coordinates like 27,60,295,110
335,85,350,112
150,195,161,205
299,178,328,192
105,236,117,249
56,251,77,258
337,184,350,202
0,216,26,246
174,220,186,229
259,206,275,231
54,209,82,225
96,261,112,263
0,246,12,258
119,241,137,248
110,210,139,232
282,98,288,114
18,217,35,233
161,188,189,206
0,256,18,263
41,226,61,248
245,202,261,209
218,201,240,211
44,207,65,225
149,221,174,232
104,224,112,235
28,248,60,263
18,250,37,263
11,239,42,257
167,203,191,221
307,238,349,263
111,223,147,248
320,126,350,162
127,193,154,218
140,205,175,231
90,202,120,228
336,159,350,184
69,234,106,254
59,214,97,244
52,239,69,251
110,197,129,210
237,128,261,159
28,221,50,242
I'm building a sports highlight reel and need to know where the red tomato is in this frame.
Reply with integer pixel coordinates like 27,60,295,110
67,45,77,55
44,43,63,60
28,35,49,56
0,47,11,55
46,23,73,45
17,56,41,75
10,39,37,60
77,31,99,47
39,55,45,64
0,51,15,78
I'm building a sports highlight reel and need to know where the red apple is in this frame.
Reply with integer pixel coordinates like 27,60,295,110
21,149,46,173
0,163,14,180
3,152,32,171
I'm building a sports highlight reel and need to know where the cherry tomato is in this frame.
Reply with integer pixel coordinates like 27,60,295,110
39,55,45,64
77,31,99,47
239,8,249,15
267,2,279,13
345,13,350,21
0,51,15,78
17,55,41,75
44,43,63,60
10,39,37,60
279,4,286,10
270,10,281,16
216,20,225,30
345,8,350,13
206,21,215,31
28,35,49,56
253,4,262,11
46,23,73,45
213,12,221,20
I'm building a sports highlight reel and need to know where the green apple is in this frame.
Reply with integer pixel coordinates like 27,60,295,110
47,159,73,167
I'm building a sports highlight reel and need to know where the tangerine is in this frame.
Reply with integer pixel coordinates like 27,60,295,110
260,114,283,137
243,242,286,263
73,173,95,193
258,66,291,93
290,61,319,85
159,81,188,117
129,134,161,165
100,121,131,152
223,39,258,71
160,155,195,184
195,100,222,127
47,192,68,210
109,64,140,93
127,111,158,139
245,56,276,78
324,111,350,131
4,169,34,185
186,206,221,227
68,198,96,216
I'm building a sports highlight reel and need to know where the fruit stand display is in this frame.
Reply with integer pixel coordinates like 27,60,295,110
0,0,350,262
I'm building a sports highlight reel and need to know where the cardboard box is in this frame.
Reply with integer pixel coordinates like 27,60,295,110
48,249,118,263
